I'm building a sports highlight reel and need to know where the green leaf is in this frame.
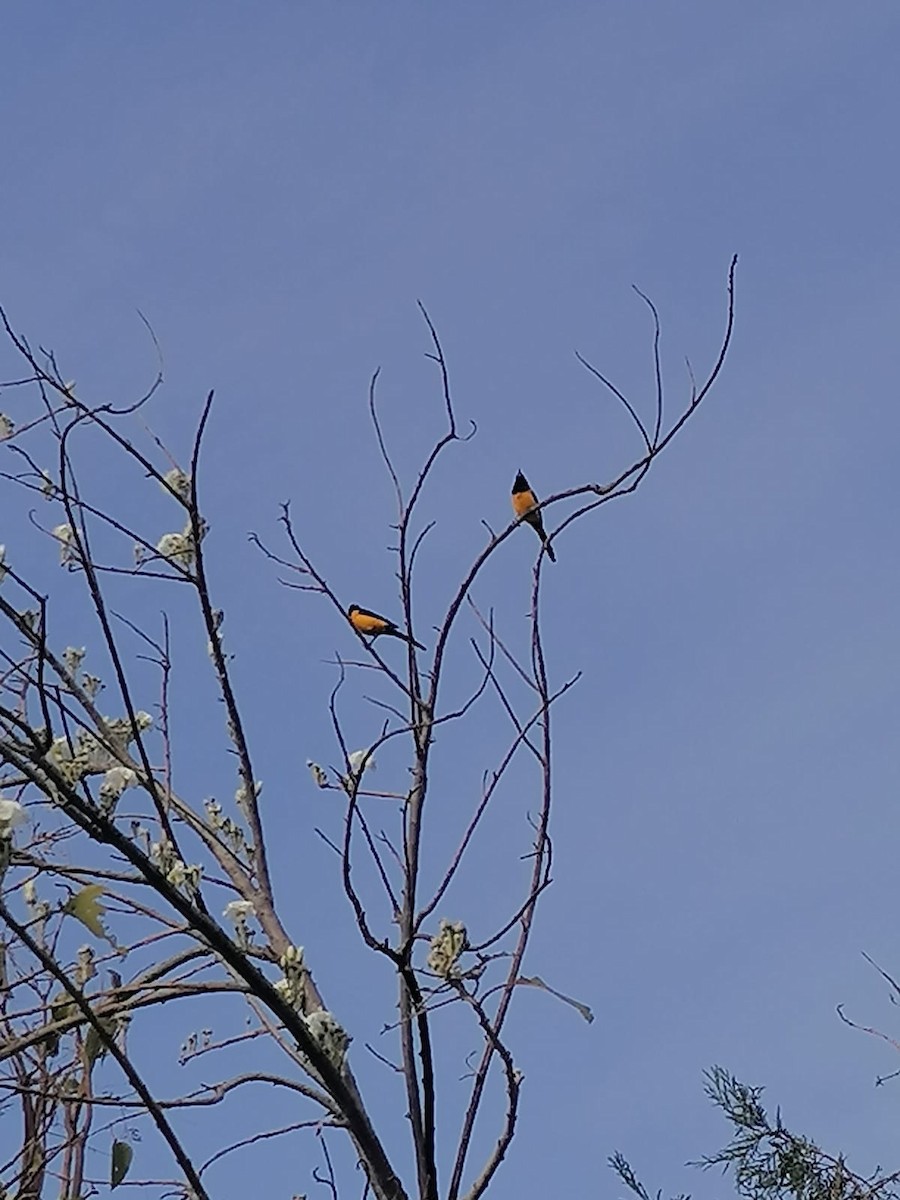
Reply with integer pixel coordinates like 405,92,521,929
110,1139,133,1189
46,989,80,1054
64,884,108,940
84,1019,116,1068
50,990,79,1025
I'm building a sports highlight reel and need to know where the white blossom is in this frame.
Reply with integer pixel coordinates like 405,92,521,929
307,760,328,788
131,822,151,854
161,467,192,501
0,412,13,440
82,674,103,699
204,798,224,827
222,900,255,922
182,863,203,892
156,531,192,564
63,646,86,673
99,766,137,801
235,780,262,806
273,977,294,1001
105,712,152,742
52,523,78,567
150,838,172,867
0,798,28,838
48,736,74,763
427,919,468,978
304,1010,350,1068
348,749,376,777
166,860,187,888
280,944,304,969
155,521,198,568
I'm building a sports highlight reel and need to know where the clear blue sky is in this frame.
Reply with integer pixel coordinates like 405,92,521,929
3,4,900,1198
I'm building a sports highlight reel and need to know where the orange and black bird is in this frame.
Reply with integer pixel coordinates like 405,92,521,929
511,471,556,562
347,604,426,651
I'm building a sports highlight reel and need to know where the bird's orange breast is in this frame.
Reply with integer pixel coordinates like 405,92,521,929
350,610,388,635
511,489,537,517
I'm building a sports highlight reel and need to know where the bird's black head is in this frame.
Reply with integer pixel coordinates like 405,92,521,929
348,604,360,615
512,471,529,493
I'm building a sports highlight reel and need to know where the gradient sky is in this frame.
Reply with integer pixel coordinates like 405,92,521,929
3,4,900,1198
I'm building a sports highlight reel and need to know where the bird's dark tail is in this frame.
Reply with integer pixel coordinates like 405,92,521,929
529,512,557,563
388,628,426,651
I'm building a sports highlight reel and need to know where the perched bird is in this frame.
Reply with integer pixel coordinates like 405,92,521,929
347,604,426,651
511,471,556,562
